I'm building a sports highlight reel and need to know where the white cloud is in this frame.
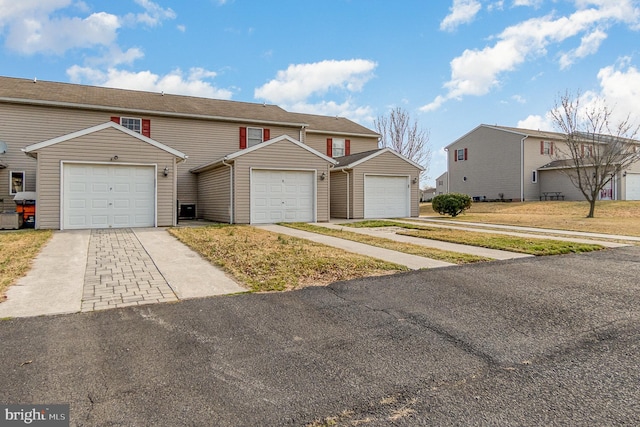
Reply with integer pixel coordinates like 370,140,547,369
85,46,145,67
125,0,176,27
559,28,608,69
177,24,186,32
254,59,377,104
254,59,377,123
67,66,233,99
597,59,640,122
0,0,175,55
513,0,544,8
4,10,120,55
440,0,482,32
517,114,555,131
421,0,640,112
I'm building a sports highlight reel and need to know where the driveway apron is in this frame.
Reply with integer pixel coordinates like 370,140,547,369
81,229,178,312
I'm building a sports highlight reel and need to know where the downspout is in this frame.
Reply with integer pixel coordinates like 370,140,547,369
299,125,306,143
520,135,526,202
222,158,233,224
444,148,449,193
341,169,350,219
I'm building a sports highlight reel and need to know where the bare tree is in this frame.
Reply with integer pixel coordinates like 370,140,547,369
374,107,432,179
549,91,640,218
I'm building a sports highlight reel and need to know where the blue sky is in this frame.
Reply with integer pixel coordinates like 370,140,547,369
1,0,639,185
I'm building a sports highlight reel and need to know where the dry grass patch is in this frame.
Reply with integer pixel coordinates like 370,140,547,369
420,201,640,236
284,223,491,264
168,225,407,292
0,230,53,299
343,220,603,256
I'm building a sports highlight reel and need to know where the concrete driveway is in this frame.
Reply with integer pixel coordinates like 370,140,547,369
0,246,639,425
0,228,244,318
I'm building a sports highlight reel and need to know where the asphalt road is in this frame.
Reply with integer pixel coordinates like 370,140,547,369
1,247,639,426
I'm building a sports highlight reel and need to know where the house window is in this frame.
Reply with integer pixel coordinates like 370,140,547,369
10,171,25,195
120,117,141,133
332,138,345,157
455,148,467,161
247,127,263,147
541,141,553,155
532,170,538,183
438,180,443,186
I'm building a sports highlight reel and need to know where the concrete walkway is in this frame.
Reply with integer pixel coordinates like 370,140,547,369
404,218,631,248
0,228,244,318
315,223,533,260
255,224,456,269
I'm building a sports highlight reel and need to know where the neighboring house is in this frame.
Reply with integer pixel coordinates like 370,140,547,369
445,124,640,201
420,187,436,202
435,172,448,195
0,76,422,229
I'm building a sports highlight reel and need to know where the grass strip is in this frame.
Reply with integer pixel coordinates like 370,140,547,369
0,230,53,298
341,220,604,256
169,225,407,292
283,223,491,264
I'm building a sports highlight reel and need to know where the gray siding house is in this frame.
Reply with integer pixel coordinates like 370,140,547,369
445,125,640,201
0,76,422,229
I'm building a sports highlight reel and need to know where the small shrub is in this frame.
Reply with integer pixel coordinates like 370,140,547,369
432,193,472,217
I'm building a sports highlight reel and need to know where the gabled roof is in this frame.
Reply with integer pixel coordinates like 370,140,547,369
288,111,379,137
23,122,188,160
446,124,568,149
333,147,425,171
0,76,376,136
190,135,337,173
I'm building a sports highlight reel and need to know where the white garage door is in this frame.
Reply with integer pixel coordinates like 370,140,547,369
251,170,314,224
364,175,410,219
626,173,640,200
63,164,155,229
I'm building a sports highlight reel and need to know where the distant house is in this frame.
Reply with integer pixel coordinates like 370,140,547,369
435,172,448,195
0,76,423,229
420,187,436,202
445,125,640,201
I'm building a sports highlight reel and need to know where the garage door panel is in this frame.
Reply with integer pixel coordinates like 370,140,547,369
63,164,155,229
365,176,410,219
252,170,315,224
626,174,640,200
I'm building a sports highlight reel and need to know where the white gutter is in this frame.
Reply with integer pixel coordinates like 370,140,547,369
341,169,350,219
222,158,234,224
304,129,380,139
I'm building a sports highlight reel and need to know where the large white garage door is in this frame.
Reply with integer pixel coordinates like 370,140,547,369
251,170,314,224
63,164,155,229
626,173,640,200
364,175,410,219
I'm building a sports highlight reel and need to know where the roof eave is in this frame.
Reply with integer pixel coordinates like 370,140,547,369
0,97,310,128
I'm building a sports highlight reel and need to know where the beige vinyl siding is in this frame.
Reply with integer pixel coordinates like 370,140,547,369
538,169,587,201
152,118,301,205
196,165,231,222
0,103,305,211
232,139,332,224
304,133,379,157
449,126,522,201
522,136,567,201
32,127,177,229
329,170,351,219
350,151,421,219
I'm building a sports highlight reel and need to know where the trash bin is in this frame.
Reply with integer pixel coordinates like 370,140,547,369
13,191,36,228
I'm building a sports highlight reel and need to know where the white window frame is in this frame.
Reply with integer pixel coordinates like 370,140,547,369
9,170,25,195
120,117,142,134
532,170,538,183
457,149,465,161
247,127,264,147
332,138,345,157
542,141,552,155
